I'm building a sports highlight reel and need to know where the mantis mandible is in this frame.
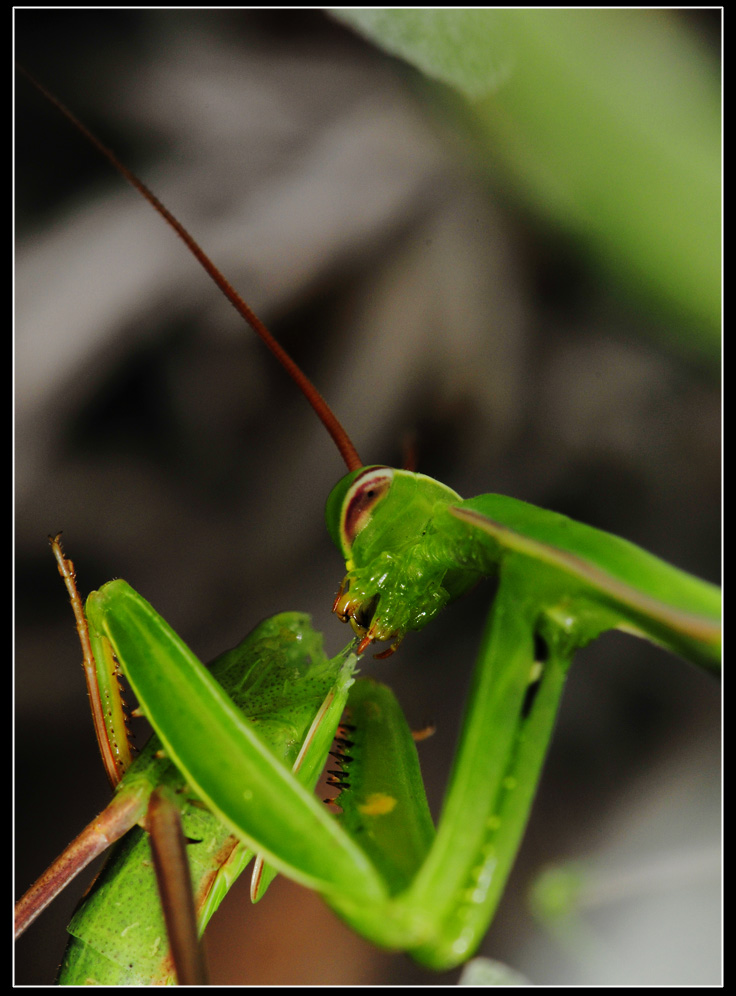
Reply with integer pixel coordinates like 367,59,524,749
15,13,720,980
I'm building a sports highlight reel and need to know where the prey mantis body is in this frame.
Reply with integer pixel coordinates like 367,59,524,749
16,18,720,986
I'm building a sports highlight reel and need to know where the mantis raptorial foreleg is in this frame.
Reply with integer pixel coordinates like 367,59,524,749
16,542,374,984
24,499,717,983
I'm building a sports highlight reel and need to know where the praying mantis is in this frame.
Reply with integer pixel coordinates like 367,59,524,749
16,13,721,985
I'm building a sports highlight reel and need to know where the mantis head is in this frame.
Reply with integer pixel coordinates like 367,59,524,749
326,466,476,656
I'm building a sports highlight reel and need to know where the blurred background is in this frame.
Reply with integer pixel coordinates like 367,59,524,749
15,10,720,985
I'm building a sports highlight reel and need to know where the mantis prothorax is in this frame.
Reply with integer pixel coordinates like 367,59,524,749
16,37,720,986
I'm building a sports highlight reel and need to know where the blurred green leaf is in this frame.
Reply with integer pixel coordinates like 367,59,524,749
333,10,721,361
529,863,588,924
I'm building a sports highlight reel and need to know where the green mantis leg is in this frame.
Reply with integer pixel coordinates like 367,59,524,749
17,584,373,985
325,560,573,968
405,562,571,967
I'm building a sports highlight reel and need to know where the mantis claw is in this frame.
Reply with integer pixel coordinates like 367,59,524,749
373,638,402,660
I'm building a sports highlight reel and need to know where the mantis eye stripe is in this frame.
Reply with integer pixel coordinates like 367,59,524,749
341,468,394,549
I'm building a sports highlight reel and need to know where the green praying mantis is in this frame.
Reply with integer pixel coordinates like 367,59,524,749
16,24,721,986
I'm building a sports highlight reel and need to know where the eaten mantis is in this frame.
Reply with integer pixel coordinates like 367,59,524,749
15,19,720,984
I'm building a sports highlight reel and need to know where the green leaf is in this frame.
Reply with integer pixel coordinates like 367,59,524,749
333,10,721,360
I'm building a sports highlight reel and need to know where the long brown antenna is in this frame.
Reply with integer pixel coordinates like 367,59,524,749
18,67,363,472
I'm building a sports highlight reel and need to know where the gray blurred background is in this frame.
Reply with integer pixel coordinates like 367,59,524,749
15,10,720,985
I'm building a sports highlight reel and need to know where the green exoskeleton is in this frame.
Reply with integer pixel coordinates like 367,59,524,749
50,600,365,985
327,467,720,671
16,43,720,985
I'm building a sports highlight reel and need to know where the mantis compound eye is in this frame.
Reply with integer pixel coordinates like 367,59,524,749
340,467,394,550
